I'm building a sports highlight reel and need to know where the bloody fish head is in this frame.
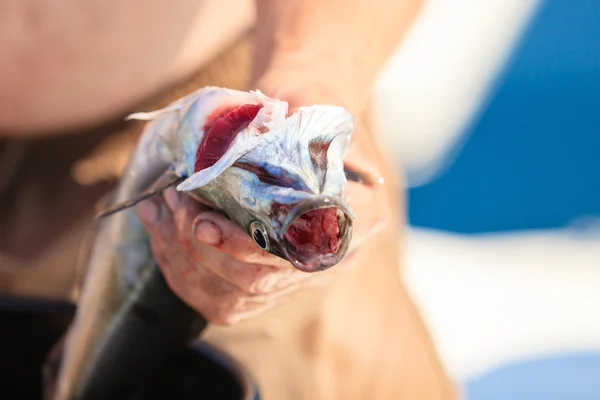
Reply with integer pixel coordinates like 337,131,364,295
145,88,356,272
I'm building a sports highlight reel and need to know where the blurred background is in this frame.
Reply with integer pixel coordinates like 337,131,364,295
1,0,598,399
373,0,600,398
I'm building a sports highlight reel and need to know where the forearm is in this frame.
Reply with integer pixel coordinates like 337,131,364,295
251,0,424,114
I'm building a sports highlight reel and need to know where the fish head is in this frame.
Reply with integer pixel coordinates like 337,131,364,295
178,96,356,273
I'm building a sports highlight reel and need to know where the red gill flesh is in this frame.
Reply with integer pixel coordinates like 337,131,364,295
284,208,342,256
194,103,263,173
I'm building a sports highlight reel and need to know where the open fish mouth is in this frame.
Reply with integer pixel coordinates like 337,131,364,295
279,197,354,273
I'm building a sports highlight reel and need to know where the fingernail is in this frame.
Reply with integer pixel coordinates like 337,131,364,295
138,200,160,225
194,218,222,245
164,187,181,210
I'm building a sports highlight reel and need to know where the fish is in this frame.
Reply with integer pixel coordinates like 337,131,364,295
47,87,358,399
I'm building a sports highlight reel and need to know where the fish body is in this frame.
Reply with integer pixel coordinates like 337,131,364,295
51,87,356,399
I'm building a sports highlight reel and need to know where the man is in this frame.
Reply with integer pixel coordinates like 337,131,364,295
1,0,457,398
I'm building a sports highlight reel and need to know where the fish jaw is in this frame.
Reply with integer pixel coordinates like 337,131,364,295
277,196,354,272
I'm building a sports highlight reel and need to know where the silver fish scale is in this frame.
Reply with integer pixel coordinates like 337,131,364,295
236,105,354,196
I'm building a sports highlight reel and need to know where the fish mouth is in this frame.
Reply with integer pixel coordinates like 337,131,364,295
279,197,354,273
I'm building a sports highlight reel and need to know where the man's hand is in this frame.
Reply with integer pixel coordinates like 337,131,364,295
136,86,390,326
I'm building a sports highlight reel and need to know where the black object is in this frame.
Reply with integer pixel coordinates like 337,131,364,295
0,267,260,399
71,263,208,399
138,342,259,400
0,295,75,399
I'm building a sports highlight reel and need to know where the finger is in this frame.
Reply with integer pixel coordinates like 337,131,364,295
137,196,200,301
175,259,283,325
154,189,311,293
221,301,278,326
161,186,293,269
137,195,182,245
177,262,246,325
214,270,331,325
144,224,255,323
163,186,210,215
137,192,201,296
192,210,294,269
191,241,308,295
136,191,318,324
175,198,311,294
137,196,164,230
162,203,327,307
223,274,332,325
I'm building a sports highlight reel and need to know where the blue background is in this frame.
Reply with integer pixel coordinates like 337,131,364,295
408,0,600,234
405,1,600,398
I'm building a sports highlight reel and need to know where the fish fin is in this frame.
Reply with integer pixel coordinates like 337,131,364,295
95,169,185,219
294,105,355,144
290,106,355,195
249,89,289,130
125,104,183,121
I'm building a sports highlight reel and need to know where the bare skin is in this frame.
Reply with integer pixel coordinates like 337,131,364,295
0,0,255,134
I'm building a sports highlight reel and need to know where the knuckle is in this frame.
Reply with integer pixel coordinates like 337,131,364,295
245,284,269,296
209,309,239,326
240,250,274,266
225,244,259,264
229,260,279,295
206,300,246,326
249,271,283,295
154,252,170,270
200,273,231,298
154,226,175,245
150,241,171,268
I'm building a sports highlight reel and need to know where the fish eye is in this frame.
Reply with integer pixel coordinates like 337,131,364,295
250,221,269,251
